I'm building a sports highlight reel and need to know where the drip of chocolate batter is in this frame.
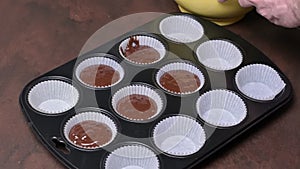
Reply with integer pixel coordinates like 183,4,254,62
121,36,160,63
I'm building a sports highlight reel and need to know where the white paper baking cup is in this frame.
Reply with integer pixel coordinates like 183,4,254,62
111,84,164,122
153,115,206,156
156,62,205,95
105,145,159,169
235,64,286,101
196,89,247,127
159,15,204,43
119,35,166,65
196,40,243,71
63,111,118,149
28,80,79,114
75,57,125,88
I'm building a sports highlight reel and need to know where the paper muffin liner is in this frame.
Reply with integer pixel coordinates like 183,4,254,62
28,80,79,114
111,84,164,122
196,89,247,127
156,62,205,95
119,35,166,65
63,111,118,150
105,144,159,169
159,15,204,43
235,64,286,101
75,57,125,88
153,115,206,156
196,40,243,71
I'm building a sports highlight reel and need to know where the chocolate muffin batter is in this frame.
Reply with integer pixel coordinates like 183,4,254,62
159,70,201,93
121,36,160,64
79,64,120,87
116,94,158,120
68,120,113,148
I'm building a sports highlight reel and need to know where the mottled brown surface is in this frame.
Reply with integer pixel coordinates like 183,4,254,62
0,0,299,169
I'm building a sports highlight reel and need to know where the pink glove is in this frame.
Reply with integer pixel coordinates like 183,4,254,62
219,0,300,28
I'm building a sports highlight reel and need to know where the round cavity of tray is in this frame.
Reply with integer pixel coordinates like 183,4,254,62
152,115,206,156
119,35,166,65
195,40,243,71
28,80,79,114
196,89,247,127
156,62,205,95
75,56,125,89
105,144,159,169
235,64,286,101
111,84,164,122
63,111,118,150
159,15,204,43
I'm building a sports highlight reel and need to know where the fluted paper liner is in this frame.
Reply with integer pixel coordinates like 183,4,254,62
196,40,243,71
156,62,205,95
196,89,247,127
105,145,159,169
235,64,286,101
159,15,204,43
119,35,166,65
63,111,118,149
153,115,206,156
75,56,125,88
111,84,164,122
28,80,79,114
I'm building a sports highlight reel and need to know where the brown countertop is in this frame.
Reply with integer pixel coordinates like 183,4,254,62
0,0,299,169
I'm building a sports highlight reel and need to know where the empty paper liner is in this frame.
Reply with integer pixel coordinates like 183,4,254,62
105,144,159,169
153,115,206,156
196,40,243,71
235,64,286,101
159,15,204,43
28,80,79,114
196,89,247,127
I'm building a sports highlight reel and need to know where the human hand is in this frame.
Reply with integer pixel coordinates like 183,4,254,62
218,0,300,28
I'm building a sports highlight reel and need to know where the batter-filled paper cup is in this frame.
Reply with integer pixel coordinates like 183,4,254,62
119,35,166,65
235,64,286,101
111,84,164,122
196,40,243,71
63,111,118,150
196,89,247,127
105,144,159,169
75,56,125,88
28,80,79,114
153,115,206,156
156,62,205,95
159,15,204,43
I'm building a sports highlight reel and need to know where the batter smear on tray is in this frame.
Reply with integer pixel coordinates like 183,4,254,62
79,65,120,87
69,120,113,148
121,36,160,64
116,94,158,120
159,70,201,93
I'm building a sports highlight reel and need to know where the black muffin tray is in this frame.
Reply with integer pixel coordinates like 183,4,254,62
19,13,293,169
